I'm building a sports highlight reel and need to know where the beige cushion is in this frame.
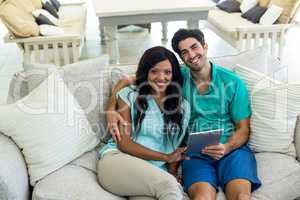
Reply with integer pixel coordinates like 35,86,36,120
259,0,270,7
0,2,39,37
234,65,300,156
33,165,126,200
0,71,99,186
9,0,35,13
30,0,43,9
252,153,300,200
269,0,300,23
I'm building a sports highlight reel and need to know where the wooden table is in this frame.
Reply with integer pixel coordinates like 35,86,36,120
92,0,215,63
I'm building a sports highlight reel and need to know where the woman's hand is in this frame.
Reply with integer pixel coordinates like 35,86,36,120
106,110,125,142
166,147,188,163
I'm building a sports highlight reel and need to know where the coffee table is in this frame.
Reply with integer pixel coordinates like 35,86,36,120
92,0,215,63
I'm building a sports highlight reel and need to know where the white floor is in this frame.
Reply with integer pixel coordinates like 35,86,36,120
0,0,300,104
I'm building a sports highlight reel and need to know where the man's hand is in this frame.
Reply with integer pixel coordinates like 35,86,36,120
166,147,189,163
202,143,232,160
106,110,125,142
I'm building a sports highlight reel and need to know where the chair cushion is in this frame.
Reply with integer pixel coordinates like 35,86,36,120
269,0,300,23
9,0,36,13
241,4,268,23
240,0,257,13
259,0,270,7
0,2,39,37
217,0,241,13
30,0,43,9
42,1,58,18
259,4,283,25
33,165,126,200
252,153,300,200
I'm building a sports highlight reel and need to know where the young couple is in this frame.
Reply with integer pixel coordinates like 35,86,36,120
97,29,261,200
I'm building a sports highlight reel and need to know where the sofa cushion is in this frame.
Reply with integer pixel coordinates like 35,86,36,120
42,1,58,18
242,4,268,23
240,0,257,13
9,0,36,13
33,165,126,200
208,9,257,36
30,0,43,9
259,0,270,7
234,65,300,156
32,9,59,26
259,4,283,25
0,2,40,37
269,0,300,23
23,56,111,142
50,0,60,11
0,71,99,186
252,153,300,199
0,134,29,200
39,24,64,36
217,0,241,13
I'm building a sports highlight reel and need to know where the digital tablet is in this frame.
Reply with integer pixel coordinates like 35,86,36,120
186,129,223,155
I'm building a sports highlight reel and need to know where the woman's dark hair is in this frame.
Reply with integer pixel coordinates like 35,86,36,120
134,46,184,146
171,29,206,55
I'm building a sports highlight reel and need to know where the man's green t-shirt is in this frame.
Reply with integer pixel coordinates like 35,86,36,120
180,63,251,143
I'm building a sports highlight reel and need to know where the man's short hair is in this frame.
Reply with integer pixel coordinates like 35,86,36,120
171,29,206,55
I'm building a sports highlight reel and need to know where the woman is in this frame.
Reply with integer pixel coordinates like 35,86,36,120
97,46,190,200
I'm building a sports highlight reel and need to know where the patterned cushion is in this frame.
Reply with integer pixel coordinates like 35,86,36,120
234,65,300,156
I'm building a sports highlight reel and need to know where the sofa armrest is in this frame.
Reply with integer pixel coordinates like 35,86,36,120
4,33,82,44
0,133,29,200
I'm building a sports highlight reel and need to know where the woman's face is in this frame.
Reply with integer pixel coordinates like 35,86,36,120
147,59,173,95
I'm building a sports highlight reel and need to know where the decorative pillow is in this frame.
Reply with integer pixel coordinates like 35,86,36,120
0,3,40,37
234,64,300,155
240,0,258,13
9,0,36,13
30,0,43,9
0,71,99,186
217,0,241,12
35,14,56,26
42,1,58,18
242,4,268,23
50,0,60,11
259,4,283,25
32,9,59,26
23,56,111,142
259,0,270,7
39,24,64,35
268,0,300,23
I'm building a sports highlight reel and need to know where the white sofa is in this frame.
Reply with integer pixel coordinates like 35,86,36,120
206,2,297,60
1,49,300,200
0,0,87,66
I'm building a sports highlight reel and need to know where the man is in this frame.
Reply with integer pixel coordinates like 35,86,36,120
106,29,261,200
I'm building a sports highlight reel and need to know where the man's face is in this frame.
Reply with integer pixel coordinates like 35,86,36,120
178,37,208,71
